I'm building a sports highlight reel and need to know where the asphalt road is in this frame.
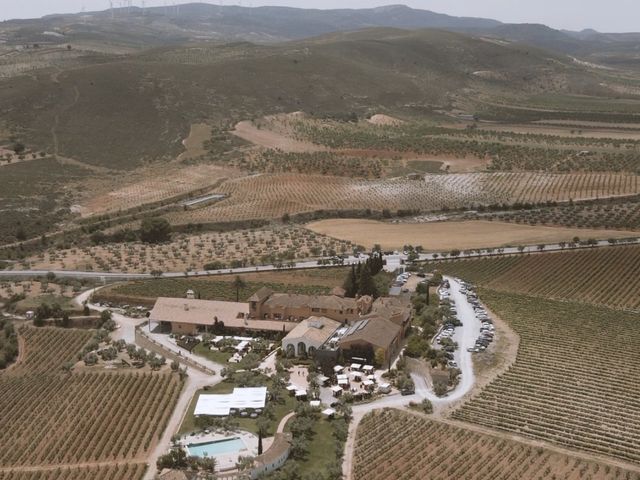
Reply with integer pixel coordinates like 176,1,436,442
1,238,636,281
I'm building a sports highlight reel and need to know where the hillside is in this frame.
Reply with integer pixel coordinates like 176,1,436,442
0,4,502,47
0,29,597,171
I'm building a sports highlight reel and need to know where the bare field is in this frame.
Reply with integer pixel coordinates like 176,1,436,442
233,118,326,153
305,219,636,250
177,123,212,161
164,172,639,225
78,162,240,216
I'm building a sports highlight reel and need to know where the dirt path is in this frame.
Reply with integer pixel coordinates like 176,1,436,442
277,412,295,433
142,369,219,480
0,460,144,473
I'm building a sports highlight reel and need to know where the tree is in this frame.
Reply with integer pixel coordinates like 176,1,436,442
139,217,171,244
374,348,386,368
46,271,56,282
99,310,112,328
357,264,378,297
232,276,246,303
342,264,358,298
156,447,187,469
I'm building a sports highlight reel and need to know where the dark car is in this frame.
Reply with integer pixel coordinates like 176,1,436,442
401,388,415,396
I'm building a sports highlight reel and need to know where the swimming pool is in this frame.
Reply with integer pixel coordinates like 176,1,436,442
187,437,246,457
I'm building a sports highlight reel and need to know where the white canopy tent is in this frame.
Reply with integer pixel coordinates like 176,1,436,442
194,387,267,416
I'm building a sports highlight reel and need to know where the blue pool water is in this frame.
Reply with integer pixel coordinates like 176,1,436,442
187,437,245,457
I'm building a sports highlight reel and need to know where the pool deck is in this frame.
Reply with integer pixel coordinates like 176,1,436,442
181,430,259,471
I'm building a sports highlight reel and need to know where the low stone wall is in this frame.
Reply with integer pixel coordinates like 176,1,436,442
134,327,215,376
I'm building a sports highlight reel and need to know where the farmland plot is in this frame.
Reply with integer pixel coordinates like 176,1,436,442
165,172,640,224
0,327,182,473
22,227,352,273
452,291,640,464
353,410,640,480
434,245,640,310
0,464,146,480
79,162,240,216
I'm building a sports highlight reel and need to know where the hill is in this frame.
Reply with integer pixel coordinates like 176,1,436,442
0,28,597,171
0,4,502,47
3,3,640,67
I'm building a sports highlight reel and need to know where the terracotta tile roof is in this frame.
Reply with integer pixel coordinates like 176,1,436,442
248,286,273,302
338,316,401,351
265,293,357,311
283,317,341,345
149,297,295,332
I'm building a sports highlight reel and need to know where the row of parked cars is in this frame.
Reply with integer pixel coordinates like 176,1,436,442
462,283,495,353
437,282,461,369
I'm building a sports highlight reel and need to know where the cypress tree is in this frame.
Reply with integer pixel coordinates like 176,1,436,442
358,264,378,298
343,264,358,297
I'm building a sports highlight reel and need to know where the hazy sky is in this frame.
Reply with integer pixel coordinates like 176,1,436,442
1,0,638,32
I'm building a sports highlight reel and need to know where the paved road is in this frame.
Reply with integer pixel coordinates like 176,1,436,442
1,238,637,281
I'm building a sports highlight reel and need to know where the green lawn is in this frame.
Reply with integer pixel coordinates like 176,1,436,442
179,373,296,437
192,343,233,365
15,295,77,313
295,417,340,476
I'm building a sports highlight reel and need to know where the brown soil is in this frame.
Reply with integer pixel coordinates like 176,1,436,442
305,219,637,251
232,120,327,153
178,123,212,161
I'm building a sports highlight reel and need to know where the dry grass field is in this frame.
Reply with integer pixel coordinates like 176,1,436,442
0,281,76,301
306,219,636,251
0,326,182,475
20,227,354,273
434,244,640,310
163,172,639,225
353,410,640,480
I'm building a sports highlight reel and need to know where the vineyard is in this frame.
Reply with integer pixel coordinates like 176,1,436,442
0,326,182,472
96,277,333,304
452,291,640,464
0,464,145,480
434,245,640,310
164,172,640,224
353,410,640,480
20,227,354,273
480,198,640,230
